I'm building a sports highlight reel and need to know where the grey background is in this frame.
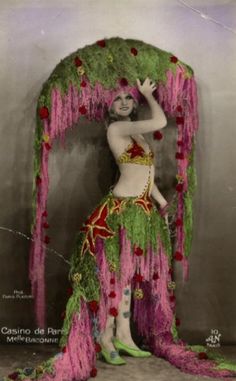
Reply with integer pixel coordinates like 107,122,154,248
0,0,236,354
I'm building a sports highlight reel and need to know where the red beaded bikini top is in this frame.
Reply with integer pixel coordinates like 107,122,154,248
117,138,154,166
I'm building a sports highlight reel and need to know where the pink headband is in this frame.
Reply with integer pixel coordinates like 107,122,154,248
106,85,141,110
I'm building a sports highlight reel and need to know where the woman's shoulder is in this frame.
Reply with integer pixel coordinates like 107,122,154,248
106,127,132,159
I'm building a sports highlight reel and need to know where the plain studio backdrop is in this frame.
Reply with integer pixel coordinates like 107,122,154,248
0,0,236,356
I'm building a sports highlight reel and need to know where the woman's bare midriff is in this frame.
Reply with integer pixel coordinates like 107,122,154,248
112,163,155,198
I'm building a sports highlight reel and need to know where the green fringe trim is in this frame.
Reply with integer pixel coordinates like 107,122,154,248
186,344,236,372
4,356,55,381
171,313,179,342
104,194,172,270
183,147,197,257
59,242,100,348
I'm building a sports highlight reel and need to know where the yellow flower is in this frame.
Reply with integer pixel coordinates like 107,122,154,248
176,174,184,183
134,288,144,299
43,134,50,143
107,54,113,63
77,66,85,76
168,281,176,290
109,263,117,272
72,272,82,283
36,365,44,373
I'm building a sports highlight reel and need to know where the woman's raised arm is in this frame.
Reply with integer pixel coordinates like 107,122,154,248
108,78,167,137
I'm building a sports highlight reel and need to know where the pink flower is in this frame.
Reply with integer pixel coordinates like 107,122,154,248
74,56,83,67
119,77,128,87
134,247,143,256
176,116,184,125
153,131,163,140
39,106,49,120
90,368,98,377
174,251,183,261
175,152,184,160
170,55,178,63
79,105,87,115
176,183,184,192
97,39,106,48
109,307,118,317
130,47,138,56
176,105,183,112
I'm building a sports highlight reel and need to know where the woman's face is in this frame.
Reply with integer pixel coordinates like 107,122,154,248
111,92,134,118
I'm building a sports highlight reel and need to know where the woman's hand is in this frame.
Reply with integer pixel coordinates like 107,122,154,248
136,77,157,97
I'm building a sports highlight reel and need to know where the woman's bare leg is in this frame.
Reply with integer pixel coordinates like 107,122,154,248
115,284,140,349
100,315,117,352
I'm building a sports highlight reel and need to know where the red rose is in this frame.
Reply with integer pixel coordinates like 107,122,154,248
176,105,183,112
109,307,118,317
44,142,52,151
174,251,183,261
88,300,99,313
36,176,42,186
175,152,184,160
74,56,83,67
43,222,49,229
198,352,208,360
177,140,183,146
110,278,115,285
8,372,19,380
97,39,106,48
153,131,163,140
153,272,159,280
175,317,181,326
62,346,67,353
175,219,183,227
108,291,116,298
80,80,87,87
176,116,184,125
42,210,48,217
39,106,49,120
134,273,143,282
169,295,176,302
44,235,50,244
119,78,128,87
175,183,184,192
170,55,178,63
95,342,102,353
79,105,87,115
61,310,66,319
90,367,98,377
130,47,138,56
134,247,143,256
67,287,73,296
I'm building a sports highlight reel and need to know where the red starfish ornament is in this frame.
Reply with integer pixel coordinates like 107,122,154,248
110,198,127,214
80,201,114,256
127,140,145,159
133,189,153,215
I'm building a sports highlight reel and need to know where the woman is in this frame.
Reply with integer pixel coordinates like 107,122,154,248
6,78,235,381
99,77,169,363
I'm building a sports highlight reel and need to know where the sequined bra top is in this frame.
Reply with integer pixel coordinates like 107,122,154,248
117,138,154,166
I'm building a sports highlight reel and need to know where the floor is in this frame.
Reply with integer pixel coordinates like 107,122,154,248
1,345,236,381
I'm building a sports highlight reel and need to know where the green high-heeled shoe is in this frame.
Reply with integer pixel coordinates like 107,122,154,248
100,346,126,365
112,337,152,358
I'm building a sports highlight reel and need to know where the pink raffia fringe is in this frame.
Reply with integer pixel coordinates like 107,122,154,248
31,67,197,329
24,230,236,380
